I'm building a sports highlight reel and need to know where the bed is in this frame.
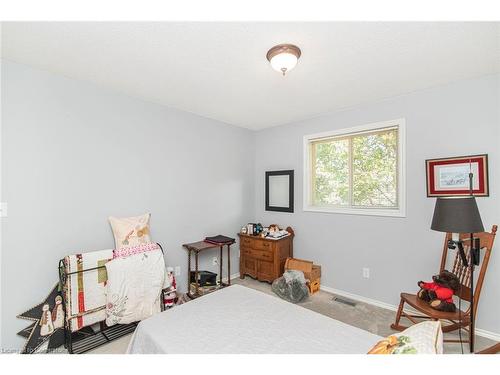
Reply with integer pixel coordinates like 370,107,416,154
127,284,381,354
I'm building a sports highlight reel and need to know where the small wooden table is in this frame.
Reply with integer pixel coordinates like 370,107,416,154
182,240,234,299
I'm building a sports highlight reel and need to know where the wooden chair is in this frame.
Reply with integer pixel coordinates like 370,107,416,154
391,225,497,352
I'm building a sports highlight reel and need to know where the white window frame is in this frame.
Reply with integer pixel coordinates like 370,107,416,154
303,118,406,217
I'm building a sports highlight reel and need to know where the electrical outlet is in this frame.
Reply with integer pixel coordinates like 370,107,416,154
212,257,219,266
0,202,8,218
362,267,370,279
175,266,181,276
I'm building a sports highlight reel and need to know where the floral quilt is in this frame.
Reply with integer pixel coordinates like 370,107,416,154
105,249,165,326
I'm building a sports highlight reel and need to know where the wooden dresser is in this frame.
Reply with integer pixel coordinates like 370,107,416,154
238,227,294,283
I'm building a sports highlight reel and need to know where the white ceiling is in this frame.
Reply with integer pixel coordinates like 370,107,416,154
2,22,499,130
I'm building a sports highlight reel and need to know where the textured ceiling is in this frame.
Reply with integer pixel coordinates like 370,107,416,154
2,22,499,129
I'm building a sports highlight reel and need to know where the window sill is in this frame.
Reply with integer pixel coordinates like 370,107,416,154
303,205,406,218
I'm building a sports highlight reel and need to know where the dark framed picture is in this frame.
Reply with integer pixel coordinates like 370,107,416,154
425,154,489,197
265,170,294,213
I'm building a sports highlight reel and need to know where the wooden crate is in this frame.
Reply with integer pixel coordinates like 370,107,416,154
284,257,321,294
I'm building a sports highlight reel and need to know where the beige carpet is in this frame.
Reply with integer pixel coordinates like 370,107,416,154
87,277,496,354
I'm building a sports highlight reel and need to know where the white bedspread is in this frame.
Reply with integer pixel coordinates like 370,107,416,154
127,284,381,354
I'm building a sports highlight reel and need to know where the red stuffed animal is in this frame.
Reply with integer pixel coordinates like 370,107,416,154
417,270,460,312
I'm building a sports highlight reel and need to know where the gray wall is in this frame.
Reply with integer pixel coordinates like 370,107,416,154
0,60,255,350
1,58,499,350
254,74,500,335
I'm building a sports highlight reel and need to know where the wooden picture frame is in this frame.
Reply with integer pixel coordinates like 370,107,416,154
265,170,294,213
425,154,489,197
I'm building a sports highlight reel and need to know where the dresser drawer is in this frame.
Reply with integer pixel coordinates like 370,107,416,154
253,240,272,251
240,237,253,248
242,247,273,262
240,237,273,251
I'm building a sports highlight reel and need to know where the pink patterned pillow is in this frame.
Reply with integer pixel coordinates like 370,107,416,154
113,242,160,259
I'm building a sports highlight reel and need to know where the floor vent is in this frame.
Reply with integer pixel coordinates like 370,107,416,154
332,296,357,307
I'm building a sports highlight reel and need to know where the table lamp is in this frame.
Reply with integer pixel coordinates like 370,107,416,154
430,196,484,352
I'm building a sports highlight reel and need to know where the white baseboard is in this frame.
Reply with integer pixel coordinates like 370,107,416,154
321,285,399,312
320,284,500,342
223,273,241,282
475,328,500,342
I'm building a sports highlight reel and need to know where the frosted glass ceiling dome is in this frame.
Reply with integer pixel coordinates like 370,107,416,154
266,44,301,76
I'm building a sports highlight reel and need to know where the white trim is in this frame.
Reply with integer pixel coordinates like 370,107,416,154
304,205,406,218
303,118,406,218
320,284,398,312
320,284,500,341
475,328,500,342
223,273,241,282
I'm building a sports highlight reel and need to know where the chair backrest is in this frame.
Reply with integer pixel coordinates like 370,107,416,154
439,225,497,316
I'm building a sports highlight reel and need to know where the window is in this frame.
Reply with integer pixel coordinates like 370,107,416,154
303,119,406,217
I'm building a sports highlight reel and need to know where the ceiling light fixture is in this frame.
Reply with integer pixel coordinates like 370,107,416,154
266,44,301,76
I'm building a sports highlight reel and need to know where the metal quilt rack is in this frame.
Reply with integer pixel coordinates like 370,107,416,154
58,243,165,354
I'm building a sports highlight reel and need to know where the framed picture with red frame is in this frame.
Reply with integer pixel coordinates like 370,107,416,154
425,154,489,197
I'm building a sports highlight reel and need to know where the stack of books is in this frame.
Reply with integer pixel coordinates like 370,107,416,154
204,235,235,245
266,230,290,240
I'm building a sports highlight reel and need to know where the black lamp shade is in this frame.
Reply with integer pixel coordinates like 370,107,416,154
431,197,484,233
